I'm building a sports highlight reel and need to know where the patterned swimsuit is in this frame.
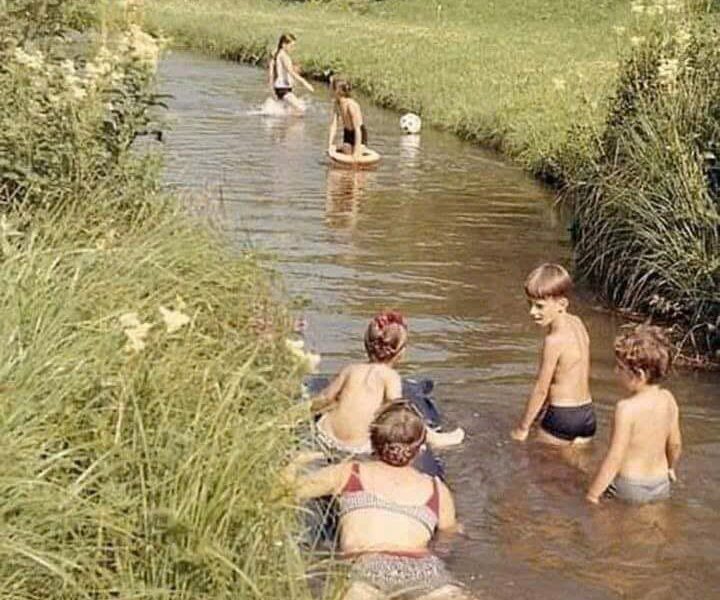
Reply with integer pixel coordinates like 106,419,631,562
339,463,454,597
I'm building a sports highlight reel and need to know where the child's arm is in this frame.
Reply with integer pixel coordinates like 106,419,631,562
310,366,350,413
666,395,682,481
285,55,314,92
282,452,349,500
586,402,632,503
511,336,561,441
327,110,338,153
348,101,364,158
268,55,275,91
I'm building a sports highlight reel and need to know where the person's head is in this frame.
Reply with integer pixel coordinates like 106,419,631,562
524,263,573,327
276,33,296,56
370,401,426,467
330,76,352,100
614,325,673,391
364,310,408,364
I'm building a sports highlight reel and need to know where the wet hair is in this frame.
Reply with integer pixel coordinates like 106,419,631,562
614,325,673,384
370,401,426,467
524,263,573,300
364,311,408,363
332,77,352,98
273,33,296,59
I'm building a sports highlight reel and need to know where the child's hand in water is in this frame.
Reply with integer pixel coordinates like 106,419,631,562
510,426,530,441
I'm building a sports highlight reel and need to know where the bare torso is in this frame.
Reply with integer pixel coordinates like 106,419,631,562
337,97,363,130
322,363,400,445
619,388,678,479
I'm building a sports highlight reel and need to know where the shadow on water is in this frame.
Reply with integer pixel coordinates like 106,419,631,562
157,51,720,600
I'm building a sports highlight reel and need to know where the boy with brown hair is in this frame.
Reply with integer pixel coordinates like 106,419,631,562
587,325,682,504
511,263,596,444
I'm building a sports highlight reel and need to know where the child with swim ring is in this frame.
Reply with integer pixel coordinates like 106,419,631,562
268,33,314,114
311,311,464,456
511,264,597,445
285,402,477,600
586,326,682,504
327,77,378,164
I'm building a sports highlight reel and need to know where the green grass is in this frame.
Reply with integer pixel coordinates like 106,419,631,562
1,2,326,597
144,0,632,177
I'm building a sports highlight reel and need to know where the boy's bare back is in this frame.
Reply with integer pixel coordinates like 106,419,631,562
616,387,680,479
320,362,401,445
547,314,591,405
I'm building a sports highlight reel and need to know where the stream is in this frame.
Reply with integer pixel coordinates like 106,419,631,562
158,51,720,600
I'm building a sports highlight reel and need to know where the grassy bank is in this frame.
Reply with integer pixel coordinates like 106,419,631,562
145,0,719,364
1,2,318,597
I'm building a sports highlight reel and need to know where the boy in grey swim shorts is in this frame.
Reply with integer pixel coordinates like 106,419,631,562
586,326,682,504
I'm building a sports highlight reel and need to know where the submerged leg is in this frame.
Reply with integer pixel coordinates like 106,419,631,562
284,92,306,114
342,581,385,600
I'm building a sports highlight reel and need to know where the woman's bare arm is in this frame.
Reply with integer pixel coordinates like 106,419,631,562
436,479,459,532
284,54,314,92
283,454,350,500
586,402,632,503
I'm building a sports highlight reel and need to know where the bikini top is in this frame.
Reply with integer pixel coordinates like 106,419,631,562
338,463,440,535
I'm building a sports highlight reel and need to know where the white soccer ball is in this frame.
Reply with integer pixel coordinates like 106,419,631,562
399,112,422,134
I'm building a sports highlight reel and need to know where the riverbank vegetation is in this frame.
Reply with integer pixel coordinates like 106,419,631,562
145,0,719,365
1,1,316,597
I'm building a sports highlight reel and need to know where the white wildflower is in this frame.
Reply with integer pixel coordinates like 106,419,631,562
552,77,566,91
119,312,153,352
630,35,646,47
631,1,645,14
60,59,76,76
285,339,322,373
70,84,87,100
613,26,627,35
159,306,190,334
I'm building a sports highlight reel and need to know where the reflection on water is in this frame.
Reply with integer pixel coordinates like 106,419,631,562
158,52,720,600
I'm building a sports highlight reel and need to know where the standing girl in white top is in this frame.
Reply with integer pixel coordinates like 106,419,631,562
268,33,314,114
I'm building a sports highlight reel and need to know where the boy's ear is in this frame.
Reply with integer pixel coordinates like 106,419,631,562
558,297,569,310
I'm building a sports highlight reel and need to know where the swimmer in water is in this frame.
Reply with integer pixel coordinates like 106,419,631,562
511,264,597,445
285,402,477,600
268,33,314,114
327,76,369,161
586,326,682,504
311,311,465,457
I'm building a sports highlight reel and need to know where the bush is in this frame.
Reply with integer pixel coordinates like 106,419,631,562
569,19,720,363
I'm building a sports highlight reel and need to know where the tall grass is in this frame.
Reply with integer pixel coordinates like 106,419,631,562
569,18,720,363
1,2,321,597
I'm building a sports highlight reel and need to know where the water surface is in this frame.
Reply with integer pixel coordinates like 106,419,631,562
158,52,720,600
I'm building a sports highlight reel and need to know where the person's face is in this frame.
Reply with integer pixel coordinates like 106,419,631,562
614,360,646,392
527,296,567,327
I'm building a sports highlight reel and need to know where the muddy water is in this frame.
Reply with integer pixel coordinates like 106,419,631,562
158,52,720,599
